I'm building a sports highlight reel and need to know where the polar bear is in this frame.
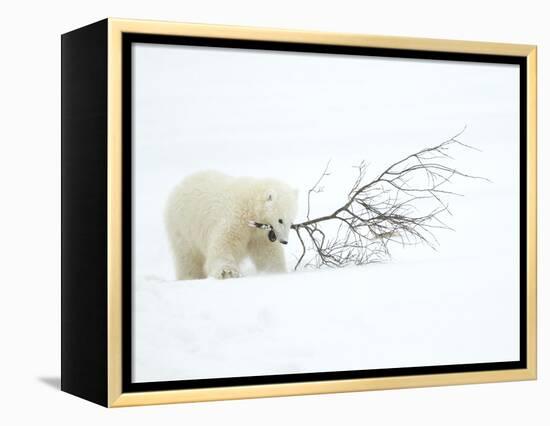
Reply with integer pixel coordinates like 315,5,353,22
165,171,298,280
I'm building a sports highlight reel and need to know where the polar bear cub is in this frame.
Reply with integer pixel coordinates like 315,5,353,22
165,171,298,280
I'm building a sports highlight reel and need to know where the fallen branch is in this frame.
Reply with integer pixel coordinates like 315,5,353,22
291,127,487,270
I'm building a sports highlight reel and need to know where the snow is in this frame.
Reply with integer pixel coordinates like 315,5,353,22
133,256,519,382
131,42,521,382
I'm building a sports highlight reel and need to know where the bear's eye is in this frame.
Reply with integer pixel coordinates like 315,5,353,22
278,219,283,224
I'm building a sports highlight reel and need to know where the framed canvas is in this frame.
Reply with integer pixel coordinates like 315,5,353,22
61,18,537,407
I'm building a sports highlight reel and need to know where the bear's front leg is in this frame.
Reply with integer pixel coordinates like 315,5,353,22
205,254,241,280
205,230,245,280
249,240,287,274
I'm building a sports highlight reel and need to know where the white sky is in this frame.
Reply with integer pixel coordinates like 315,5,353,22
133,42,520,272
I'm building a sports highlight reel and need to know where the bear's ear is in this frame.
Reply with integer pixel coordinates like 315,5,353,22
267,194,273,202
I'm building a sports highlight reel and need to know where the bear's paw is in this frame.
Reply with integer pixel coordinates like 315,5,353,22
214,266,241,280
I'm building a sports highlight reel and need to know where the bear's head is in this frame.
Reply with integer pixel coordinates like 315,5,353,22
251,180,298,245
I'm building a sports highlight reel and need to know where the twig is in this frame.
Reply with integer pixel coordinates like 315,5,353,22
291,128,486,270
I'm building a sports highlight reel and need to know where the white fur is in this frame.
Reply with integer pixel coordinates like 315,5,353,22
165,171,298,280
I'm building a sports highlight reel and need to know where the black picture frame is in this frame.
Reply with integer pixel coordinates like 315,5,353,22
61,18,537,407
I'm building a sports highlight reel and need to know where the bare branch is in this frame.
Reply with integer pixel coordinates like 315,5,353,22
291,128,486,269
306,160,331,221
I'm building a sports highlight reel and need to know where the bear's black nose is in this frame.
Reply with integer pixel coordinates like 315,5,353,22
280,240,288,245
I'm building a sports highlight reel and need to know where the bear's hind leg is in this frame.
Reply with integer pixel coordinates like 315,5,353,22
175,250,206,280
170,235,206,280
